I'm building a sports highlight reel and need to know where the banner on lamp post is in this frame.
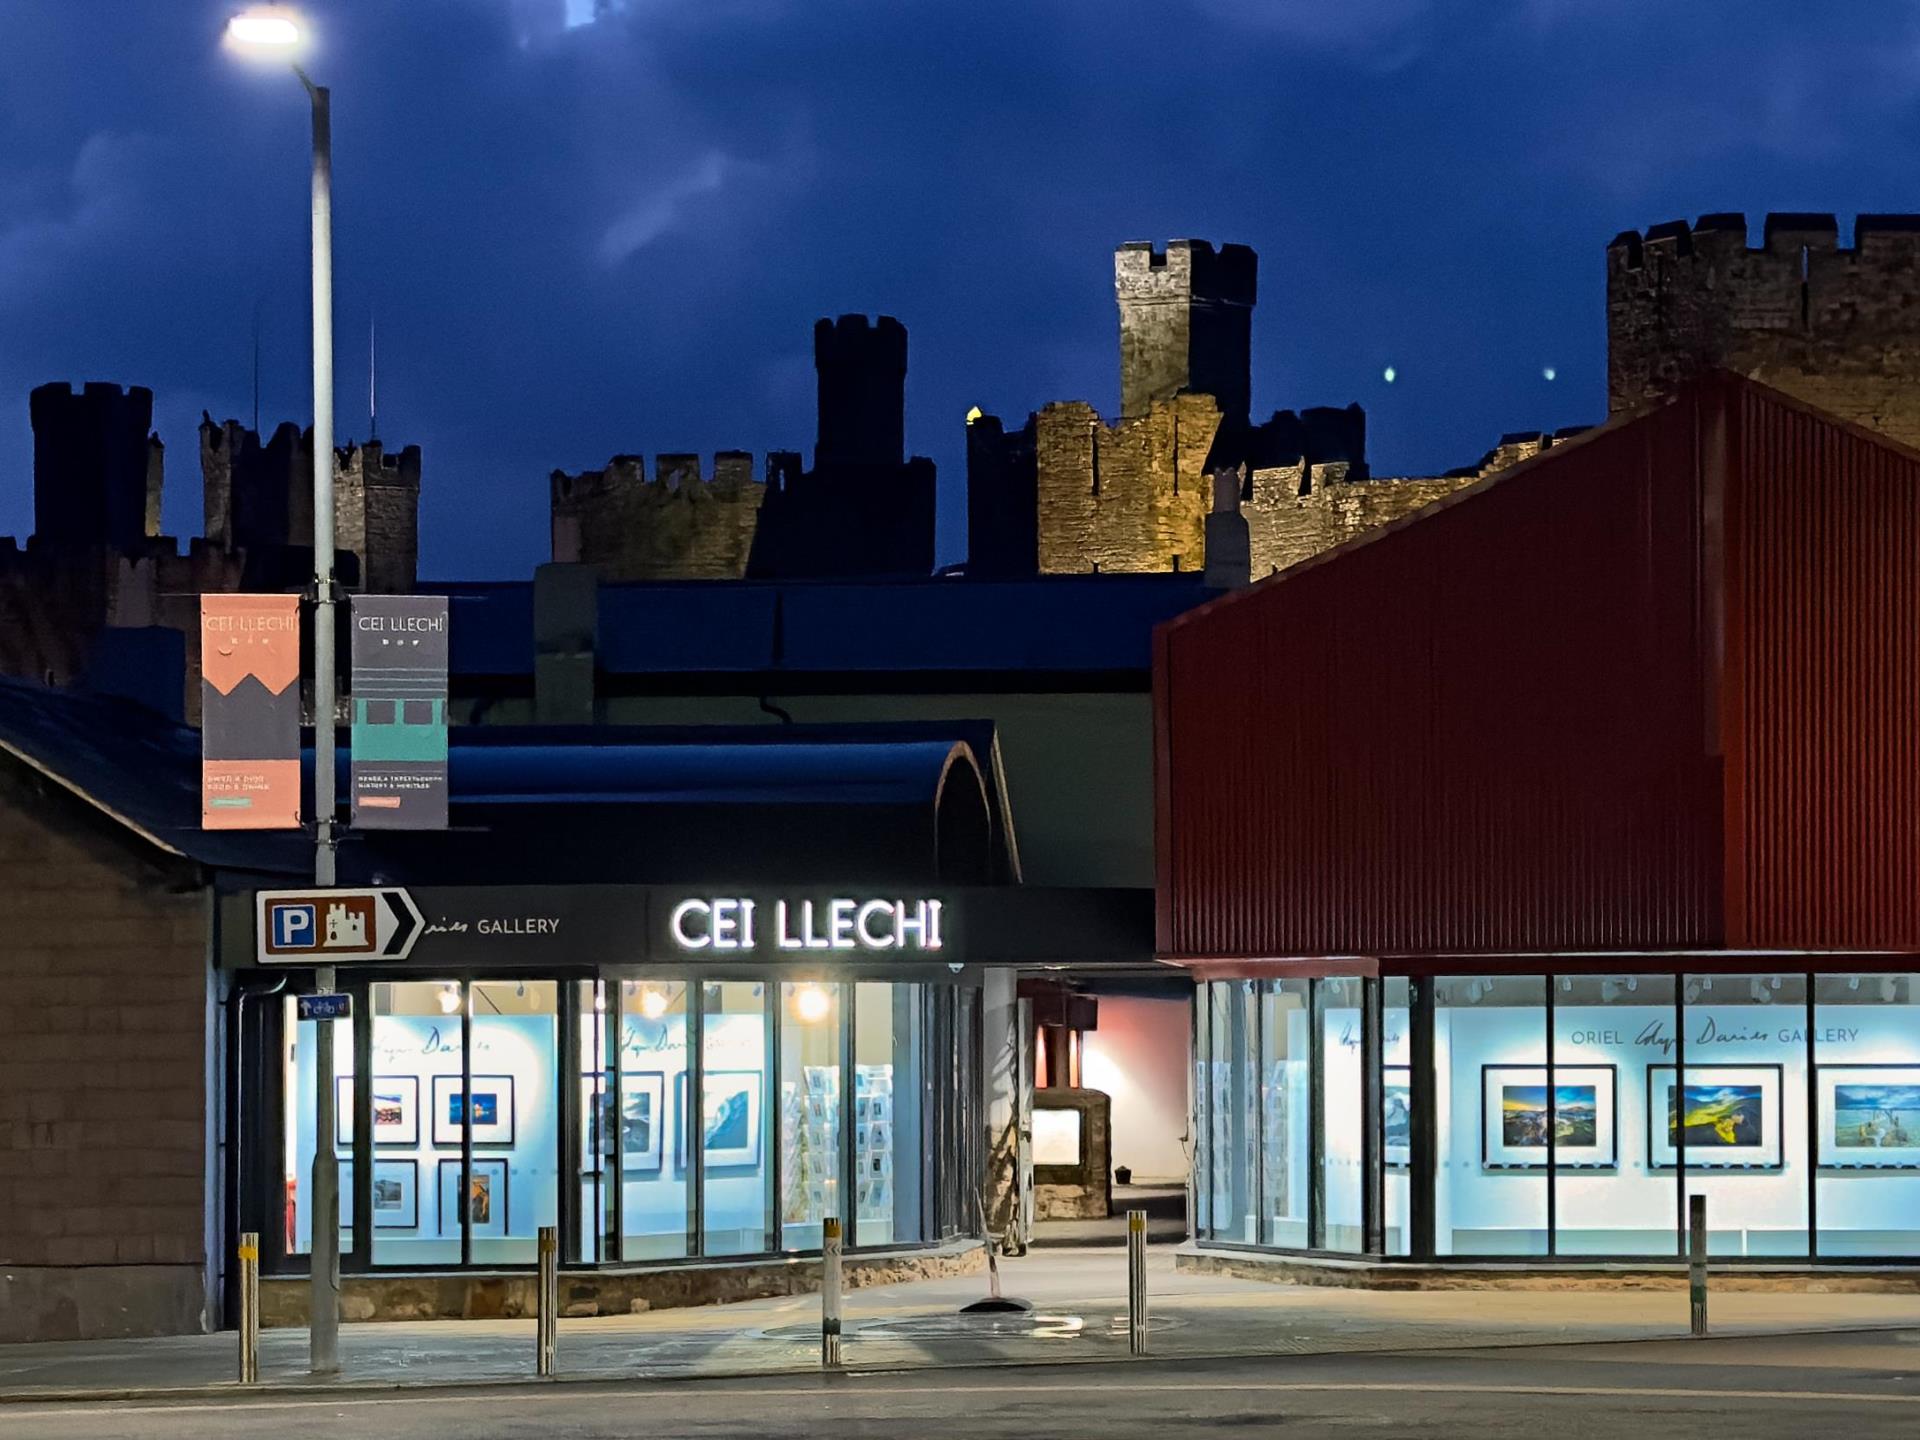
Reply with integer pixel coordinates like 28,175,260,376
201,594,303,830
350,594,448,830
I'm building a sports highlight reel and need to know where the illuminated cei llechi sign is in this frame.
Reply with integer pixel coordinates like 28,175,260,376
668,897,945,954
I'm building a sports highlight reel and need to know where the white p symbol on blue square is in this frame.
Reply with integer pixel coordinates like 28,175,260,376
273,904,317,949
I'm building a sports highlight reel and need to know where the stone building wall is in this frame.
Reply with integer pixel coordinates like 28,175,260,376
1034,394,1222,574
0,759,211,1342
550,451,788,580
1608,212,1920,449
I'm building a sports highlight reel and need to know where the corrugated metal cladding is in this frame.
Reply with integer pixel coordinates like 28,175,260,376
1726,383,1920,949
1157,374,1920,962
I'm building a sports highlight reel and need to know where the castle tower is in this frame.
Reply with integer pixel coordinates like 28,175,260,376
1115,240,1257,422
814,315,906,469
1607,212,1920,449
336,439,422,594
30,382,161,550
200,416,420,593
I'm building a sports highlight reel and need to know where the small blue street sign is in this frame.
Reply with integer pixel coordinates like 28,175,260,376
297,992,353,1022
272,903,318,950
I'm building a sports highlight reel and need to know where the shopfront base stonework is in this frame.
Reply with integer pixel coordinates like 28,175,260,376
259,1240,985,1326
0,1264,210,1344
1177,1247,1920,1294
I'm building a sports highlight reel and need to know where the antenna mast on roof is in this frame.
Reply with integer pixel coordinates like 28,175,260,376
252,294,263,433
369,314,378,442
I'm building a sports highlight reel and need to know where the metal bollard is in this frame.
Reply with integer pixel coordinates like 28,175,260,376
1688,1195,1707,1337
536,1225,558,1377
237,1231,260,1384
1127,1208,1148,1355
822,1216,844,1368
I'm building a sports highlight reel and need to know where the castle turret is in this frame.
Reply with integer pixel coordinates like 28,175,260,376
30,381,159,550
1115,240,1257,422
814,315,906,469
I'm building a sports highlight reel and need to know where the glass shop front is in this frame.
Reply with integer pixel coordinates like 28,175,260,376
233,888,985,1275
1193,967,1920,1262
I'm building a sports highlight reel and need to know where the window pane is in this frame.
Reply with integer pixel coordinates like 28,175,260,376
855,982,924,1247
701,981,772,1256
467,980,558,1265
779,981,843,1250
1815,973,1920,1257
1551,974,1677,1256
1676,973,1806,1258
1192,986,1212,1238
1315,977,1366,1253
576,981,615,1264
369,980,462,1265
282,999,353,1258
1437,974,1547,1256
1383,978,1411,1257
1200,982,1255,1241
620,980,688,1261
1259,979,1309,1248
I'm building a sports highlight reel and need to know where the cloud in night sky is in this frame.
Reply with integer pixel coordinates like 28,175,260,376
0,0,1916,578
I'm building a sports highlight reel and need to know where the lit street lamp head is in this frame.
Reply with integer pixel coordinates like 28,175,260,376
225,7,305,55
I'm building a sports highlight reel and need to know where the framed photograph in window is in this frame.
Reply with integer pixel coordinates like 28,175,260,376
622,1071,666,1173
675,1071,761,1170
1647,1065,1783,1170
335,1075,420,1148
437,1157,508,1237
1481,1065,1618,1170
1383,1066,1411,1169
581,1072,615,1171
1816,1065,1920,1170
432,1074,516,1147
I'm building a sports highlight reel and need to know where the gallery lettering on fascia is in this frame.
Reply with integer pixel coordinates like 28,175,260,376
669,898,944,955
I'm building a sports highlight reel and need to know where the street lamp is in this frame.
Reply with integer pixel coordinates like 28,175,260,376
227,4,342,1377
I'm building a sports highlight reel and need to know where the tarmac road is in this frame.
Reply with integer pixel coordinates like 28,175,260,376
5,1329,1920,1440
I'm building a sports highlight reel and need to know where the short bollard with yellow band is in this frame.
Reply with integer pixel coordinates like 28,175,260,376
236,1231,261,1385
536,1225,559,1377
822,1216,844,1367
1126,1208,1148,1355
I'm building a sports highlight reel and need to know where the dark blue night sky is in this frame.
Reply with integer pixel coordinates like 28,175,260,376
1,0,1913,577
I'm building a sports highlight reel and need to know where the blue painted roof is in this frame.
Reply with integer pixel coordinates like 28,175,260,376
0,677,1008,883
425,574,1210,679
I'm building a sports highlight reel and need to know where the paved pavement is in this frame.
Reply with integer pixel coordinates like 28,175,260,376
8,1333,1920,1438
5,1247,1920,1404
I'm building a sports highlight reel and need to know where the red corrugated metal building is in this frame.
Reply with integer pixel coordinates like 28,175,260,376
1157,375,1920,1271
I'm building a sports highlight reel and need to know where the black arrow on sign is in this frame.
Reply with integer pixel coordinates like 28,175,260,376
379,889,424,957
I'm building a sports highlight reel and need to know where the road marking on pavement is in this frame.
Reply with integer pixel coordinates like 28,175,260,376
12,1376,1920,1420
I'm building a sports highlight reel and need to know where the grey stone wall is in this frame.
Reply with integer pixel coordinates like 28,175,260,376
0,764,211,1342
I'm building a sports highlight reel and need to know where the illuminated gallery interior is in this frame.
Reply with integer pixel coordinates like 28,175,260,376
270,973,979,1272
1192,972,1920,1261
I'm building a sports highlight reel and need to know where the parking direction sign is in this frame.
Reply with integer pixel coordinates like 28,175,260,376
257,888,424,965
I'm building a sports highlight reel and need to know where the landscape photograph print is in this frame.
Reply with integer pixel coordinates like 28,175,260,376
1481,1065,1618,1169
1818,1066,1920,1168
1648,1065,1783,1170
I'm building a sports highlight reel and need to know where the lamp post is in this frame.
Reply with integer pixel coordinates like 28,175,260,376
226,6,341,1376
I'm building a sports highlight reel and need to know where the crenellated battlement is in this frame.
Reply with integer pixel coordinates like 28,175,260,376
549,450,807,578
814,314,907,370
1608,212,1920,448
1114,240,1258,308
549,450,797,507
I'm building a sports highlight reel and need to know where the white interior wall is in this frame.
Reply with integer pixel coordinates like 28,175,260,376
1082,996,1191,1182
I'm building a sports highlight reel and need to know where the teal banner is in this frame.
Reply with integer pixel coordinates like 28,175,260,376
350,595,448,829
